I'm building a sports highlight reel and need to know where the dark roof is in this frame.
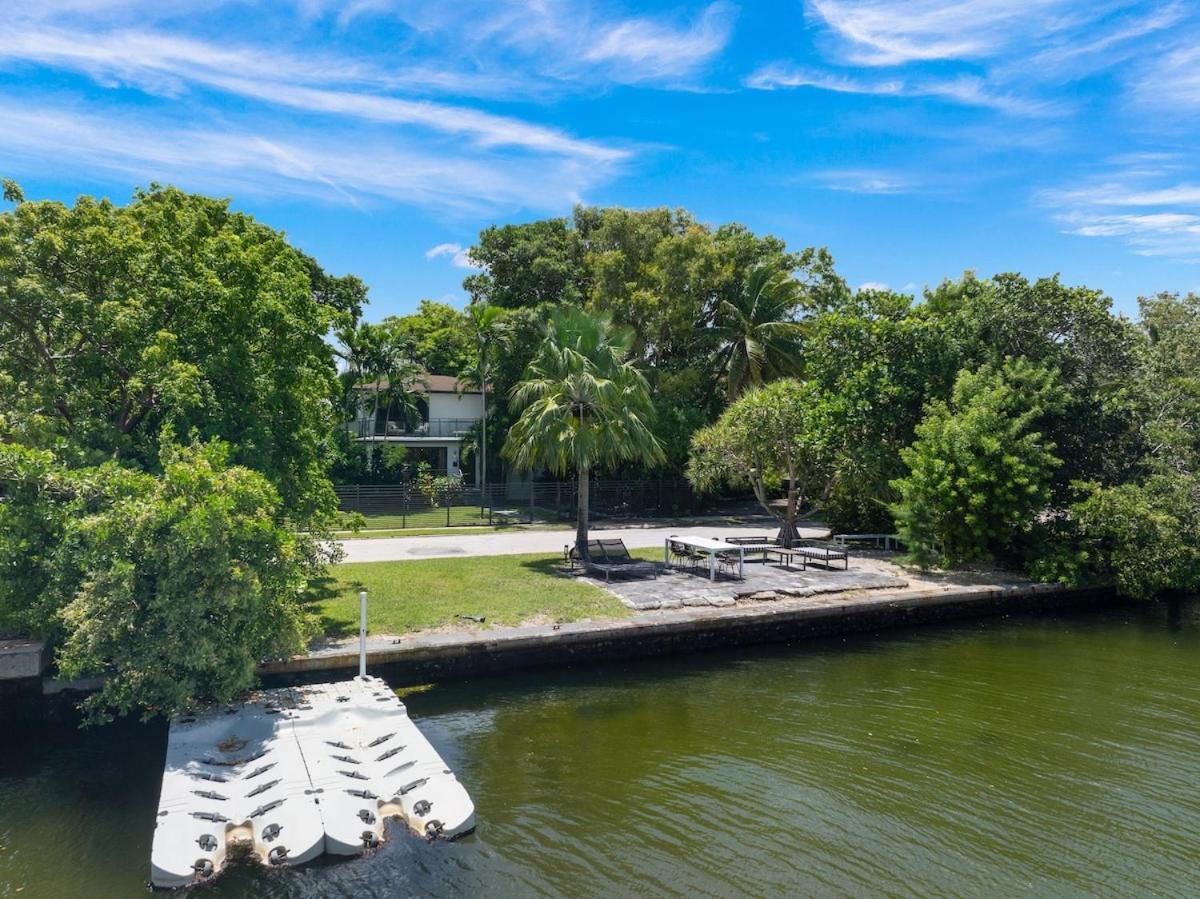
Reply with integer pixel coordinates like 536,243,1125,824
425,374,471,393
355,374,479,395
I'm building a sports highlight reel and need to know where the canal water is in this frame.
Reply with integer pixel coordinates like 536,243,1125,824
2,603,1198,898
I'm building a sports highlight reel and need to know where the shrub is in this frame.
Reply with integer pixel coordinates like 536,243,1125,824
0,439,326,722
891,359,1064,567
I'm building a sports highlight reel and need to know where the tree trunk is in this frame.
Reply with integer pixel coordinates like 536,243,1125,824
779,481,799,548
371,384,381,440
577,465,590,558
480,379,488,505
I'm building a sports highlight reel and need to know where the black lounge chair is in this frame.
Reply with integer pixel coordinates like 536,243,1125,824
565,539,658,582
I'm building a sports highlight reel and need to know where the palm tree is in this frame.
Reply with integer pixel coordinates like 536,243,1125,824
459,303,505,498
335,323,424,440
334,322,379,435
504,308,664,557
378,353,426,438
713,263,804,400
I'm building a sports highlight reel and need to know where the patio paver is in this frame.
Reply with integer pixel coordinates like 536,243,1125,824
581,558,908,610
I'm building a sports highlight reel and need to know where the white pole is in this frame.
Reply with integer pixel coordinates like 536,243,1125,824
358,590,368,679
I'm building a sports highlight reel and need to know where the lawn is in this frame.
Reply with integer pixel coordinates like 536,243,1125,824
333,523,571,540
309,552,630,637
334,505,573,533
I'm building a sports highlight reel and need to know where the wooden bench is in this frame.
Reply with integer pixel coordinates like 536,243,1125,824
831,533,902,551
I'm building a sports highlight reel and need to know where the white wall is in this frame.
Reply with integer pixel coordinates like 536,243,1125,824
428,391,484,422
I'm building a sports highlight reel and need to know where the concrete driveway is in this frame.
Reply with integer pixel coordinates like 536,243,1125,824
339,523,829,564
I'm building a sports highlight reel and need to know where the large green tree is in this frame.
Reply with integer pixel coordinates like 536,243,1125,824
0,183,360,716
926,272,1141,491
802,287,956,531
503,308,664,555
1036,292,1200,597
464,218,586,309
380,299,473,376
0,184,356,525
465,206,839,476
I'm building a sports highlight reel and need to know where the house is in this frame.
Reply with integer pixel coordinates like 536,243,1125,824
347,374,484,480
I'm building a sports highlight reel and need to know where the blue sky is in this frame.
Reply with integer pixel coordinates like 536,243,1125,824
3,1,1199,319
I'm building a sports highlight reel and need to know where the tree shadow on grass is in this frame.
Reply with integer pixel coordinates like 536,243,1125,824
301,574,358,639
517,555,583,580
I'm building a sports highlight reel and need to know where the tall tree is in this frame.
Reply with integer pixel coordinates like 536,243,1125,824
335,321,426,439
925,272,1142,491
459,303,505,494
380,299,473,376
712,262,804,399
802,287,956,531
464,218,586,308
503,308,664,555
0,184,353,526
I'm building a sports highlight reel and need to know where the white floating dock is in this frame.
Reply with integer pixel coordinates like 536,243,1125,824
150,675,474,888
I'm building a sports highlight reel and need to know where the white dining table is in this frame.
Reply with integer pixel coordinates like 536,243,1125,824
664,535,768,581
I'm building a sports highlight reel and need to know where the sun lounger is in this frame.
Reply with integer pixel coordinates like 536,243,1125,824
791,540,849,570
725,530,783,547
565,539,658,582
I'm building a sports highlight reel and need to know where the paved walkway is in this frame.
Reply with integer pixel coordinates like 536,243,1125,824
339,523,828,564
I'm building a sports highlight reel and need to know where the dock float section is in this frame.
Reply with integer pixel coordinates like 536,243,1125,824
150,675,473,888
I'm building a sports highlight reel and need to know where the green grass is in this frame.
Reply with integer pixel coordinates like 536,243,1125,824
343,505,499,530
334,523,572,540
308,552,630,637
336,526,504,539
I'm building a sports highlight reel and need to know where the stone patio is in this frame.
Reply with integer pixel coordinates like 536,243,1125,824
581,557,909,611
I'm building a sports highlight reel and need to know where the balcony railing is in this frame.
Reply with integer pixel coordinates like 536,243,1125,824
347,418,479,439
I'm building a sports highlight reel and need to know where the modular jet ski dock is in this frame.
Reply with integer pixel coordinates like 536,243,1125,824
150,675,474,888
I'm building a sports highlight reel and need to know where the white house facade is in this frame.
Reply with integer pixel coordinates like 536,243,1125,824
348,375,484,480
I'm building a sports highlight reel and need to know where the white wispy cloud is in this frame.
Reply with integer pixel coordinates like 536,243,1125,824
1041,157,1200,261
1012,2,1186,78
778,0,1182,126
745,64,1058,116
812,168,915,195
1129,38,1200,114
0,27,628,163
746,66,903,95
805,0,1130,67
286,0,736,89
0,23,528,98
857,281,888,291
582,2,736,82
0,98,617,213
0,0,739,215
424,242,477,268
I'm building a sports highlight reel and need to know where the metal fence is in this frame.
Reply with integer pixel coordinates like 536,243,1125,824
346,418,478,439
334,478,703,530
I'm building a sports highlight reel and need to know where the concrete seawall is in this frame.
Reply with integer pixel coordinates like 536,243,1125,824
261,583,1116,688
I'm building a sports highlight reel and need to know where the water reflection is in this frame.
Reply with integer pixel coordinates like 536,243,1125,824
1,602,1198,898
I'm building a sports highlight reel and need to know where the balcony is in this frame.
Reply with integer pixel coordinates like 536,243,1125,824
347,418,479,440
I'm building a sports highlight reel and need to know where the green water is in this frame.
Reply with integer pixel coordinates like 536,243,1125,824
3,603,1199,898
